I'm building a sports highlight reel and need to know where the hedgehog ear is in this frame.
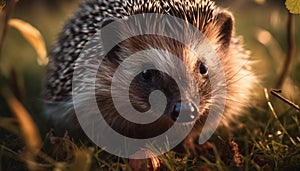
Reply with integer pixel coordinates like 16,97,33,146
215,11,233,49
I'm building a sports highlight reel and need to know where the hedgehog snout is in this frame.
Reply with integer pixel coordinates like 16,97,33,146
171,101,198,123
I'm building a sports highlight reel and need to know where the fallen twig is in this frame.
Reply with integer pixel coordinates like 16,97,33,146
270,89,300,112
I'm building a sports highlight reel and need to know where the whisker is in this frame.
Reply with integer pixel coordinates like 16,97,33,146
225,59,251,82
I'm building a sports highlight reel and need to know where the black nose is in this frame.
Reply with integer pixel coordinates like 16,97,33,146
171,102,198,122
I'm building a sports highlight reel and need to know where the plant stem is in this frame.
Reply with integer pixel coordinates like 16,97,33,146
276,13,295,88
0,0,18,60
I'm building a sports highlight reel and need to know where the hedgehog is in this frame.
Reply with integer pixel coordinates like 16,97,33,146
44,0,256,155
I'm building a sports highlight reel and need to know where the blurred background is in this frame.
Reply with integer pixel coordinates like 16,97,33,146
0,0,299,170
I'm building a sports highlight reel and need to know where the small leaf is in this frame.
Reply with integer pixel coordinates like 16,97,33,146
285,0,300,14
8,18,48,65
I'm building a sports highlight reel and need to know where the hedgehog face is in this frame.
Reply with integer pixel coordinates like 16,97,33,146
74,9,248,140
126,47,213,124
95,33,218,139
92,7,236,134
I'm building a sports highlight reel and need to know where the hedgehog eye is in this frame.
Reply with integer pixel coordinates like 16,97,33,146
199,62,208,75
142,69,152,80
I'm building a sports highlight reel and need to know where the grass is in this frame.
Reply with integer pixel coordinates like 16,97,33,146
0,0,300,170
